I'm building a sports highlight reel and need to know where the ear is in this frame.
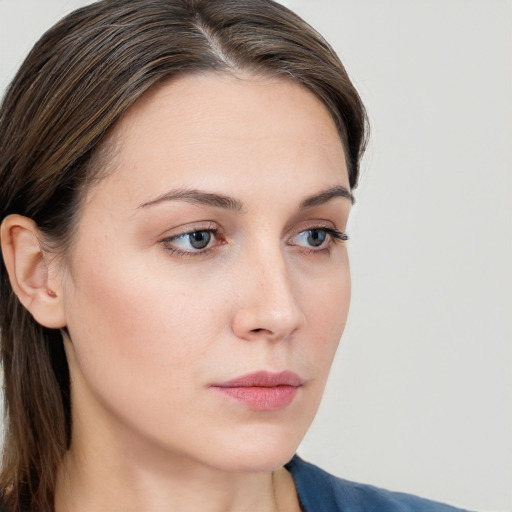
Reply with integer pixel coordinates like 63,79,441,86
1,214,67,329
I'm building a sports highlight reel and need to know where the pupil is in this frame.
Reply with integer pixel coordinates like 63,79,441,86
307,229,326,247
189,231,211,249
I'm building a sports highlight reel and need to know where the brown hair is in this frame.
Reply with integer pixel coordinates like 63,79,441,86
0,0,368,509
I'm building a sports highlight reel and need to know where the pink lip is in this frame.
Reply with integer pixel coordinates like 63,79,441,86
210,371,303,411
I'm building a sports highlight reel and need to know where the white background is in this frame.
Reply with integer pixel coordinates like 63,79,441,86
1,1,511,511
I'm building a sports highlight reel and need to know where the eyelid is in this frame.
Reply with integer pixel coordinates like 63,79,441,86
287,219,347,239
292,227,348,242
158,221,224,257
158,221,220,239
287,222,349,251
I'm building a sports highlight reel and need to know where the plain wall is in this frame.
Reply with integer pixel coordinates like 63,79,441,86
1,1,511,511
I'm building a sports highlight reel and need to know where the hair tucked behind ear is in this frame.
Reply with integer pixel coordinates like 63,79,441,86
0,1,368,509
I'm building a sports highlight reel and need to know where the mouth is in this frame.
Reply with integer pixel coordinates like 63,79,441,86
209,370,303,411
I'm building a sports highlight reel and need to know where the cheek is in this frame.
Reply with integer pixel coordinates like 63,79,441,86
297,255,350,371
314,282,349,360
62,246,227,398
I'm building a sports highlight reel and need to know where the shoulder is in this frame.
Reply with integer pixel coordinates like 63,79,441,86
285,455,474,512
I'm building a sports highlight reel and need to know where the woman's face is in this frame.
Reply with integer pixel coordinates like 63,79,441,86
59,73,352,472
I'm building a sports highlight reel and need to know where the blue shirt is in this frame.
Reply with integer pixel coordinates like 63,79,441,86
286,455,474,512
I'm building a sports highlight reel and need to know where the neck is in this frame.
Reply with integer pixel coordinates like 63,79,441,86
55,446,280,512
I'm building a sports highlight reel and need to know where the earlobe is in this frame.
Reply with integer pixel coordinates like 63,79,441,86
0,214,67,329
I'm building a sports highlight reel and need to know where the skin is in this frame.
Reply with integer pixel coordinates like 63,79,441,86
3,73,352,511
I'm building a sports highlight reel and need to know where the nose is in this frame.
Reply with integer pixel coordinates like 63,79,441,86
231,245,306,342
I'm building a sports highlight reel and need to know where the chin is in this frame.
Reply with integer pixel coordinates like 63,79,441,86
203,423,307,474
214,447,298,474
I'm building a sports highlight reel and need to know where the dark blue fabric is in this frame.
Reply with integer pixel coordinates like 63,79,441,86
285,455,474,512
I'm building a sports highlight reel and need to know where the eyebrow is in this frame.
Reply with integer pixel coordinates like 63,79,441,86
299,185,354,208
138,184,353,211
138,188,244,211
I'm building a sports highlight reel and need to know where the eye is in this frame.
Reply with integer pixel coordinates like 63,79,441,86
302,229,327,247
185,230,211,249
161,228,219,255
290,227,348,250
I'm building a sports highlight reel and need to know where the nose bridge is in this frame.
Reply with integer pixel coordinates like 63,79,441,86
253,241,293,308
232,235,305,340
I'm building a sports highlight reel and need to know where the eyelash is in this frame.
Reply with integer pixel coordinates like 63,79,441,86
288,227,348,254
160,226,349,258
160,224,223,258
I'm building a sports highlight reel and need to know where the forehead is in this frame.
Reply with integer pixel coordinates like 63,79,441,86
87,73,349,207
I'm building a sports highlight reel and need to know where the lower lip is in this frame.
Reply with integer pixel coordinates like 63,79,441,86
212,385,299,411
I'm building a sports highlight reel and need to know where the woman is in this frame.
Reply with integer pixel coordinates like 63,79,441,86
0,1,473,511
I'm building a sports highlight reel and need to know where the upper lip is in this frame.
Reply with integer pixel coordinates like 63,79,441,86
211,370,303,388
